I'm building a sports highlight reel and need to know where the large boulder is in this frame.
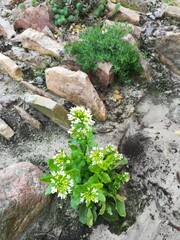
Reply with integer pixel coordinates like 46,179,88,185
14,2,56,32
156,32,180,76
12,28,64,59
0,162,51,240
24,94,70,130
0,53,24,81
45,67,107,121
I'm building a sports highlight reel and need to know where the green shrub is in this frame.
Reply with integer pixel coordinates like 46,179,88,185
41,106,129,227
65,23,143,84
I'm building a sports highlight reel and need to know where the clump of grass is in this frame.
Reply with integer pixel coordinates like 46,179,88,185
65,23,142,84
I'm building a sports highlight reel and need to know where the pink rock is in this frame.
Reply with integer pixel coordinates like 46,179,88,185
0,162,51,240
89,62,114,88
14,2,56,32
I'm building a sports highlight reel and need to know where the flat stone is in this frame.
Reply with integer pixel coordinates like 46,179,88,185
0,16,16,39
0,53,24,81
0,162,51,240
165,6,180,19
0,118,15,140
45,67,107,121
24,94,70,130
107,1,141,25
12,28,64,59
156,32,180,76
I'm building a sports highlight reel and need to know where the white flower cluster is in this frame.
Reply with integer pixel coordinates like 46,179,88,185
80,187,99,204
68,106,94,136
120,172,130,183
89,147,104,165
50,169,74,199
53,150,67,167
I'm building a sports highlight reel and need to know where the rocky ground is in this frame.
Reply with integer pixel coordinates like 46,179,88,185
0,0,180,240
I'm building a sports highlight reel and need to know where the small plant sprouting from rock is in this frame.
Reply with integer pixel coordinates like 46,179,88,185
41,106,130,227
48,0,108,26
65,23,143,84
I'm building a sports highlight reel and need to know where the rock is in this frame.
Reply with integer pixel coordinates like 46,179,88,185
155,32,180,76
14,105,42,129
103,19,141,39
14,2,56,32
0,162,51,240
139,54,152,81
167,104,180,124
89,62,114,88
0,16,16,39
0,53,24,81
154,8,164,18
118,0,148,12
12,28,64,59
165,6,180,19
172,0,180,7
123,33,137,45
0,96,17,107
24,94,70,130
45,67,107,121
0,118,15,140
5,46,52,68
107,1,141,25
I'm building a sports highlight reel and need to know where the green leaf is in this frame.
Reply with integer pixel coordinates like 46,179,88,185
115,199,126,217
40,173,52,183
102,154,114,170
103,202,119,221
99,202,106,215
89,164,101,173
99,172,111,183
66,169,81,183
48,159,59,172
71,196,81,209
79,204,88,224
87,208,93,227
97,190,106,203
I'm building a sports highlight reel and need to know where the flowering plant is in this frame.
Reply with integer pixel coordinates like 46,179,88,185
41,106,130,227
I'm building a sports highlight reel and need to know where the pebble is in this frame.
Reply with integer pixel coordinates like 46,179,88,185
34,77,44,85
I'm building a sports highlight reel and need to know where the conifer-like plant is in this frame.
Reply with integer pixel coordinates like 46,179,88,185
41,106,130,227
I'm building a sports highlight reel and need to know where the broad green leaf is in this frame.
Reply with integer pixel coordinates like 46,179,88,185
97,191,106,203
71,196,81,209
115,199,126,217
103,202,119,221
79,204,88,224
89,164,101,173
87,208,93,227
99,172,111,183
92,205,97,222
48,159,59,172
102,154,114,170
40,173,52,183
99,202,106,215
66,169,81,183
